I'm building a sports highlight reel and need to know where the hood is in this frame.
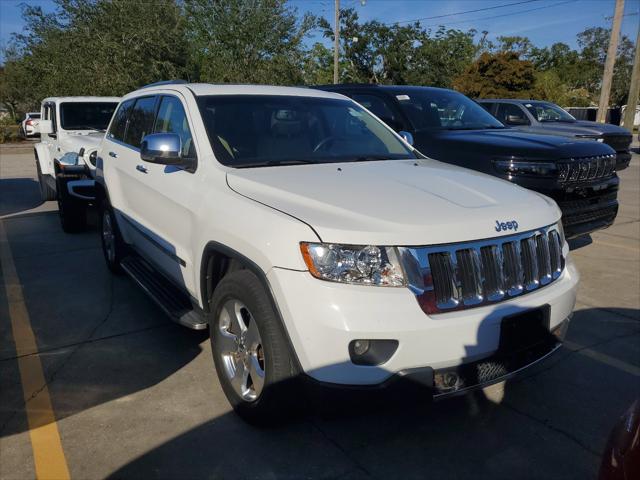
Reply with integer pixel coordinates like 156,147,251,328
60,131,104,153
419,129,616,160
226,159,561,246
572,120,632,137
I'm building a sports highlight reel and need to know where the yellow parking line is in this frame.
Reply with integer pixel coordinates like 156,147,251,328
0,220,70,480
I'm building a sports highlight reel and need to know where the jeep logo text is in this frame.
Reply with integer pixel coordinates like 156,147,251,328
495,220,519,232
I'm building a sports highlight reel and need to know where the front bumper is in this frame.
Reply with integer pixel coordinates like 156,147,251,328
267,255,579,387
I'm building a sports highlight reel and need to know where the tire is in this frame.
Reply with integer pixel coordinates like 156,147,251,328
36,160,56,201
208,269,300,424
99,200,125,274
56,176,87,233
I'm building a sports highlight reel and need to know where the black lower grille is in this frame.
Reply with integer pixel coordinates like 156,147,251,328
562,204,618,227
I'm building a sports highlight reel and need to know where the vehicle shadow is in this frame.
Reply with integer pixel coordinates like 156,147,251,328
98,308,636,479
0,178,43,217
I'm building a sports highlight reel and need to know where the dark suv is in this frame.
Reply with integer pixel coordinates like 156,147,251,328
478,99,633,170
315,84,619,238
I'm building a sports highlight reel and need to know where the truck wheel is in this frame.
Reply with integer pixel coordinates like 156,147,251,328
99,201,125,274
208,269,300,424
56,177,87,233
36,161,56,201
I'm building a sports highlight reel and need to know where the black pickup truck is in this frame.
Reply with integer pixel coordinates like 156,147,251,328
315,84,619,238
477,99,633,170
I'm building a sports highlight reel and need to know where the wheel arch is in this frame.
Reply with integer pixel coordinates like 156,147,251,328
200,241,303,372
34,143,54,176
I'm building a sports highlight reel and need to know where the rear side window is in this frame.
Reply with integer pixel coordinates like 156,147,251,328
480,102,495,114
123,96,158,148
153,96,196,159
352,94,398,124
108,100,135,142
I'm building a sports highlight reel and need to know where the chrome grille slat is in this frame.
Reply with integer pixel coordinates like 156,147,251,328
456,249,483,306
548,230,563,278
408,225,565,314
502,241,524,296
521,236,539,291
536,234,553,285
428,252,460,309
480,245,504,301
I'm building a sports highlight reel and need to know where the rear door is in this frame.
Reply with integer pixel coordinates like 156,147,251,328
102,96,155,246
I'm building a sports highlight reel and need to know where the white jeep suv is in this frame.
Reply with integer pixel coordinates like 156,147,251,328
95,81,579,422
35,96,120,231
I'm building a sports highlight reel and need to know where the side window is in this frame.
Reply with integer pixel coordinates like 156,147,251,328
480,102,495,114
497,103,530,126
351,94,400,128
107,99,135,142
153,96,196,159
124,96,158,149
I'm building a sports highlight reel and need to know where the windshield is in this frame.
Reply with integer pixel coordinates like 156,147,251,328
393,89,505,131
59,102,118,131
197,95,415,167
524,102,576,122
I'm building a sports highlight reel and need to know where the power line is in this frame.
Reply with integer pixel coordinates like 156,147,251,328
386,0,542,25
416,0,578,29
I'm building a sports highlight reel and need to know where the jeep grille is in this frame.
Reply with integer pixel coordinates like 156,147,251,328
402,225,564,314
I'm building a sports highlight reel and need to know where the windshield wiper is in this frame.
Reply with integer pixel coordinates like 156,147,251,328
235,159,317,168
352,155,395,162
68,126,106,132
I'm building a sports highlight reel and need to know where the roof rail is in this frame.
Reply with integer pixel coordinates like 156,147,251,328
139,79,188,89
314,83,379,88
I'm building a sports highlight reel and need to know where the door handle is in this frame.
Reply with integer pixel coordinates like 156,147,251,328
136,164,148,174
109,151,118,158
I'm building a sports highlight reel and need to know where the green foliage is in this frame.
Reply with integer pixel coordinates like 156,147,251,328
185,0,314,84
1,0,188,115
0,116,20,144
453,52,536,98
0,1,636,118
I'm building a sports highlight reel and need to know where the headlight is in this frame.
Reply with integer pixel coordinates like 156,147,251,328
576,134,604,142
493,159,557,177
300,243,405,286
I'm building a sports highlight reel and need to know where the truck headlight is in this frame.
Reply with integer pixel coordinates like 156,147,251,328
576,134,604,142
493,159,557,177
300,243,405,286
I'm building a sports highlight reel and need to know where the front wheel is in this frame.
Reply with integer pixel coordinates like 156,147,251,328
36,161,56,201
99,201,125,274
56,176,87,233
209,270,300,424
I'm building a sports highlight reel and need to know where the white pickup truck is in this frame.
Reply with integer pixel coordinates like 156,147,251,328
95,82,579,423
34,96,120,231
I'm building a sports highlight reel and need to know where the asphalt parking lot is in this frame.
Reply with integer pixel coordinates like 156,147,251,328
1,142,639,480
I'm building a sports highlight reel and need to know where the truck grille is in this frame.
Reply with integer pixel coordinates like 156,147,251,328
403,225,564,315
558,154,616,184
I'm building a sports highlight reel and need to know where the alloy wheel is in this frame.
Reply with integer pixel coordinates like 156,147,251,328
217,299,265,401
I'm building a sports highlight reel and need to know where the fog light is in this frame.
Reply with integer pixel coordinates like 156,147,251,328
352,340,370,356
434,371,464,393
348,339,399,366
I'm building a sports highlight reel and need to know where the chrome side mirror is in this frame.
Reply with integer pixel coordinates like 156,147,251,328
140,133,182,165
399,130,414,146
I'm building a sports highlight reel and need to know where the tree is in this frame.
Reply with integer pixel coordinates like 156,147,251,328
1,0,188,113
453,51,535,98
185,0,314,85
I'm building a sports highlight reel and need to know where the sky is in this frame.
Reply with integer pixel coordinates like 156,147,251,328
1,0,639,63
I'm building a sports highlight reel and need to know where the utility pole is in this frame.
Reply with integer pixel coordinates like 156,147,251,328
622,26,640,131
597,0,625,123
333,0,340,84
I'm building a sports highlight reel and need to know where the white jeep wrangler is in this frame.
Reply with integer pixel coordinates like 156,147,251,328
95,82,579,423
34,96,120,232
